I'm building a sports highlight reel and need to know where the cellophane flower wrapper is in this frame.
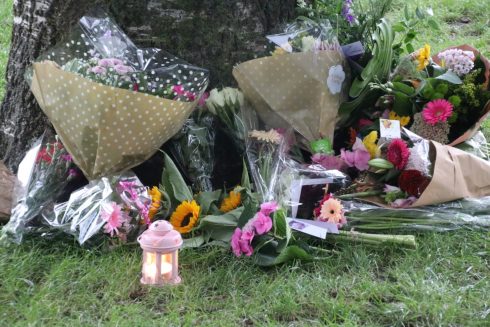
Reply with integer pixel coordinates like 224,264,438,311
233,19,350,144
27,11,209,180
343,197,490,231
167,110,216,192
276,160,351,219
352,128,490,209
1,132,75,245
241,102,291,202
41,173,150,245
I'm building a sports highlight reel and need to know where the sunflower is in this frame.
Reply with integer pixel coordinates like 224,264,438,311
169,200,201,234
147,186,161,221
220,190,241,213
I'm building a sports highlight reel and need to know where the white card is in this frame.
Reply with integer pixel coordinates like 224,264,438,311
341,41,365,57
380,119,401,139
289,178,333,218
286,218,339,239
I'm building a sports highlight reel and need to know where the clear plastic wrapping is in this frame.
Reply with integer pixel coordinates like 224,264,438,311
28,11,209,179
168,109,216,192
1,132,76,244
233,19,350,145
41,173,150,244
344,197,490,231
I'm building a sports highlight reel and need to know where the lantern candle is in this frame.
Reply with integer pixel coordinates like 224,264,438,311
138,221,183,285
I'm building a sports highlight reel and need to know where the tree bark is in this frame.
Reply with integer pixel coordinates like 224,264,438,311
0,0,296,172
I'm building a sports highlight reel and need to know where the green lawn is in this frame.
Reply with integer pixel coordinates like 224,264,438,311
1,0,490,326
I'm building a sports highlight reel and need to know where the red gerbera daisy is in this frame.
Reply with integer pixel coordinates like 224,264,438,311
386,139,410,170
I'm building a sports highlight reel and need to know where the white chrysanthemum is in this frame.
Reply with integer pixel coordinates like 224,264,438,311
438,49,475,76
249,129,282,144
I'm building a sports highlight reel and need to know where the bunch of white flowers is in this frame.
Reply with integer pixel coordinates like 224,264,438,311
437,49,476,76
206,87,244,115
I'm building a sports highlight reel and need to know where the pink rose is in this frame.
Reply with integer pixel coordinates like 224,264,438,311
251,212,272,235
259,201,278,216
98,58,115,67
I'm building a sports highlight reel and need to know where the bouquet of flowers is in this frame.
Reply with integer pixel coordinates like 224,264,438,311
1,132,77,244
41,173,154,245
28,11,209,179
233,18,349,144
370,44,490,146
167,98,217,193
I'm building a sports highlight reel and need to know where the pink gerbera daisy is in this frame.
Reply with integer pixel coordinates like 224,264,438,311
101,202,130,237
421,99,453,125
386,139,410,170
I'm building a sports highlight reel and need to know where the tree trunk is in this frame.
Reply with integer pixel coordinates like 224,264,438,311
0,0,296,172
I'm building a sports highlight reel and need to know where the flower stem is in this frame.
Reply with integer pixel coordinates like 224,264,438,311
337,190,383,199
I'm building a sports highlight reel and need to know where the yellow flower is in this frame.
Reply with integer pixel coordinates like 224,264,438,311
220,190,241,213
169,200,200,234
388,111,411,127
147,186,161,221
363,131,380,158
416,44,431,71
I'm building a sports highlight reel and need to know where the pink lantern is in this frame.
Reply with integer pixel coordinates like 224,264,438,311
138,221,183,285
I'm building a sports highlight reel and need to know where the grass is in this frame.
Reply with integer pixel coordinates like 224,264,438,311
1,0,490,326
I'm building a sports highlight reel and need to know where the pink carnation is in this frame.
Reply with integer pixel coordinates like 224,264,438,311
422,99,453,125
114,64,133,75
251,212,272,235
90,66,107,75
230,227,255,257
260,201,279,216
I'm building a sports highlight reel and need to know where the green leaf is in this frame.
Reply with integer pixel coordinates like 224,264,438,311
404,5,410,21
392,23,406,33
406,43,415,55
198,207,244,243
392,91,414,116
415,7,425,19
161,152,193,204
194,190,222,216
237,202,258,228
241,158,251,190
435,71,463,84
273,209,291,246
182,235,205,249
253,245,312,267
392,82,415,96
427,18,440,30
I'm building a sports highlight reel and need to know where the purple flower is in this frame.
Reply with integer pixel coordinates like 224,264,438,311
98,58,115,67
68,169,79,178
61,154,72,162
340,148,370,171
259,201,279,216
391,196,418,208
312,154,346,171
114,64,133,75
251,212,273,235
342,0,356,25
90,66,107,75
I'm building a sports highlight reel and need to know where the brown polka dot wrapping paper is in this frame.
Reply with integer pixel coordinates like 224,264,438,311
233,51,350,142
31,61,198,180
